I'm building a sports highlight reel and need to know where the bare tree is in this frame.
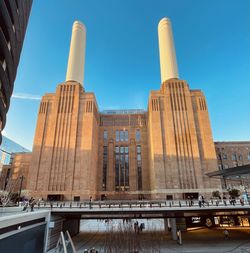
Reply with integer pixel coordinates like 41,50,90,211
0,176,20,207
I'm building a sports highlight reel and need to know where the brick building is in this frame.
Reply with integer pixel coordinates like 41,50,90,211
11,18,222,200
1,152,31,192
214,141,250,189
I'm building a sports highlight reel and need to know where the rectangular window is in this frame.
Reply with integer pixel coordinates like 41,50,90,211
125,146,129,153
115,145,129,191
125,130,129,141
120,146,124,153
137,145,141,154
120,155,124,186
136,129,141,142
232,154,237,161
103,130,108,141
102,146,108,190
137,145,142,191
248,153,250,160
104,146,108,155
120,130,124,141
116,130,119,142
115,146,119,154
137,154,141,161
137,167,142,190
223,154,227,160
125,154,129,186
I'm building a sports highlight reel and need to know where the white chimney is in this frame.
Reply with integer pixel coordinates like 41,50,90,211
66,21,86,85
158,17,179,83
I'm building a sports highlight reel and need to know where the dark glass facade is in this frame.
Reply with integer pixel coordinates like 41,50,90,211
115,145,129,191
102,146,108,190
137,145,142,190
0,0,33,143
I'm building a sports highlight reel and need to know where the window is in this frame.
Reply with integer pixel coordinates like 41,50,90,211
232,154,237,161
137,154,141,161
137,146,141,154
136,129,141,142
102,146,108,190
120,146,124,153
125,146,129,153
137,167,142,190
137,145,142,190
120,130,124,141
115,146,119,154
115,146,129,191
125,130,129,141
238,155,242,161
218,164,222,170
103,130,108,141
248,153,250,160
223,154,227,160
116,130,119,142
224,164,229,169
115,129,129,142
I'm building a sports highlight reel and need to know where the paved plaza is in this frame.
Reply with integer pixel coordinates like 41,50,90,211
48,219,250,253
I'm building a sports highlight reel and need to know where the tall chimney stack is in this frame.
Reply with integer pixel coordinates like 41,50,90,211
66,21,86,85
158,17,179,83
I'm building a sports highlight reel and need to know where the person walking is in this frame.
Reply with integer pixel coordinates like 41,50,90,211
89,196,93,209
223,195,227,206
177,229,182,245
223,229,229,240
198,195,202,208
134,221,139,233
201,195,205,207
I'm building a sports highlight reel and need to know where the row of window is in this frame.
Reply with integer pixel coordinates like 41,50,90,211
102,146,108,190
218,164,229,170
218,163,245,170
102,145,142,191
218,153,250,161
103,129,141,142
137,145,142,191
115,145,129,191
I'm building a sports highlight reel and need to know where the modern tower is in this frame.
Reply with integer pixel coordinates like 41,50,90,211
0,0,33,143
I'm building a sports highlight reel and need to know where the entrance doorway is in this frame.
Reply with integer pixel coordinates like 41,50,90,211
74,196,80,201
47,194,64,201
183,193,198,200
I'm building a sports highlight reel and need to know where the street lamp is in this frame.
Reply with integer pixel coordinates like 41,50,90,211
18,175,24,204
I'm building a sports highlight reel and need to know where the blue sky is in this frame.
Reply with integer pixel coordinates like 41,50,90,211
4,0,250,150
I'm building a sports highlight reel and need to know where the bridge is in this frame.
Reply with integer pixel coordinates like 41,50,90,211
35,199,250,219
34,199,250,248
1,199,250,252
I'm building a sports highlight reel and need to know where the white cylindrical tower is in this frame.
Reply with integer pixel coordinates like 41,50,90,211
158,17,179,83
66,21,86,85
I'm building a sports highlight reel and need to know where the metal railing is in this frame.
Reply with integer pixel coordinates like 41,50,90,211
55,230,76,253
33,199,250,210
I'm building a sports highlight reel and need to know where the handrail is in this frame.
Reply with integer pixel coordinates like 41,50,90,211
55,230,76,253
34,199,250,210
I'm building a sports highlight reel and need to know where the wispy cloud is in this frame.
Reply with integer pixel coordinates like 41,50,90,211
12,93,41,100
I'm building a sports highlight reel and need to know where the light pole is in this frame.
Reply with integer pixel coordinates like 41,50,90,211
18,175,24,204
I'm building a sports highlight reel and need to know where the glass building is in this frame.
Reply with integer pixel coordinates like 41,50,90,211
0,135,29,173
